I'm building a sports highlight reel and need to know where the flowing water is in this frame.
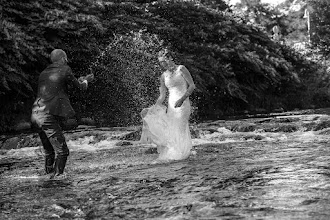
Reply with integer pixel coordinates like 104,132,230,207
1,114,330,219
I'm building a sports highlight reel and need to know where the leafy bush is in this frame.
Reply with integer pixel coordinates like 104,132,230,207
0,0,328,131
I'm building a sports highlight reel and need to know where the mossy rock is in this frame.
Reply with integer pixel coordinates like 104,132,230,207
230,123,257,132
263,123,299,132
118,128,142,141
313,120,330,131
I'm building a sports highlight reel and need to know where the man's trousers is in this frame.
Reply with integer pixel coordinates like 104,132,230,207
31,109,69,174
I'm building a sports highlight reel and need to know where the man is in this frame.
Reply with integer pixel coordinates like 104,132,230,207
31,49,94,179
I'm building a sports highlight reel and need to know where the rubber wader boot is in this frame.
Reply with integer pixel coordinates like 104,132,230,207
45,154,55,174
53,156,67,177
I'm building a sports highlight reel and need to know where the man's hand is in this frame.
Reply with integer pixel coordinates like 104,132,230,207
78,76,85,83
85,73,94,82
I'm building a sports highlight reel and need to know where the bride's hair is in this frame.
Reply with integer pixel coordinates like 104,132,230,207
158,48,174,60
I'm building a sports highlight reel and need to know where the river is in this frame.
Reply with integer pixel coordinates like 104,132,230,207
1,113,330,219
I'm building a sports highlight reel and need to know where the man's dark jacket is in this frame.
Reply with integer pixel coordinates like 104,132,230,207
32,63,87,118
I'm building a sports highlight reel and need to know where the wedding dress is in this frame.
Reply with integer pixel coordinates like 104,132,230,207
140,66,192,161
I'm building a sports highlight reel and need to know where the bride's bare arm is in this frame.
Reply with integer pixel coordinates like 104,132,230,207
179,65,196,101
156,74,167,105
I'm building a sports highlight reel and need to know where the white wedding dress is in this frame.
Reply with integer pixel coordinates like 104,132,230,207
140,66,192,161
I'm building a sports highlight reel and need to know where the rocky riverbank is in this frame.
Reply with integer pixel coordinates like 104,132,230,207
1,112,330,219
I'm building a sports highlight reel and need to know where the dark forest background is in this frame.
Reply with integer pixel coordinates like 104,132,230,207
1,0,330,132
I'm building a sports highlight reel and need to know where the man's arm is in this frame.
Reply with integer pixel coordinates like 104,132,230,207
66,66,90,90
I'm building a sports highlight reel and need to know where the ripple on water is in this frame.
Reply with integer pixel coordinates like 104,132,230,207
2,124,330,219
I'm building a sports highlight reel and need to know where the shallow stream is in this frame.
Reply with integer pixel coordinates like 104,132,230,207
1,114,330,219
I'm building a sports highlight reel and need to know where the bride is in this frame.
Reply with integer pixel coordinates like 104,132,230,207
140,49,196,161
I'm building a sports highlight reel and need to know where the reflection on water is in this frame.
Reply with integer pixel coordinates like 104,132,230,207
1,119,330,219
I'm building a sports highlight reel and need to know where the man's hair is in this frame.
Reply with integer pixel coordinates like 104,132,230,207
50,49,67,63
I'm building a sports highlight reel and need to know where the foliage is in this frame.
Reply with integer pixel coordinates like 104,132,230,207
144,1,312,113
0,0,110,131
230,0,330,109
307,0,330,56
0,0,327,131
0,0,106,96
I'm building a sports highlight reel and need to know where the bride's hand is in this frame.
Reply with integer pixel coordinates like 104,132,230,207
175,98,184,108
155,100,163,106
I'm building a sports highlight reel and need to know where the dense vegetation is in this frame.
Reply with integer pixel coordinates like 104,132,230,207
1,0,329,131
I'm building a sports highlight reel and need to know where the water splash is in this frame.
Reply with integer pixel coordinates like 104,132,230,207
84,30,165,126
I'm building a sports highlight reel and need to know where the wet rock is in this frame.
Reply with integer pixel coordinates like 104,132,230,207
144,147,158,154
236,110,249,115
230,123,257,132
254,108,268,114
202,132,226,141
255,118,272,123
205,128,220,133
270,117,300,123
1,137,20,150
0,160,18,174
1,135,40,150
313,120,330,131
316,128,330,135
62,118,78,130
48,204,66,218
243,134,264,140
80,117,96,126
115,141,133,146
300,199,319,206
263,123,299,132
19,135,40,148
50,214,61,218
273,107,284,113
303,122,317,131
205,120,226,126
118,128,141,141
48,204,85,219
12,121,31,131
88,134,108,144
277,124,300,132
50,204,66,212
190,127,200,138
